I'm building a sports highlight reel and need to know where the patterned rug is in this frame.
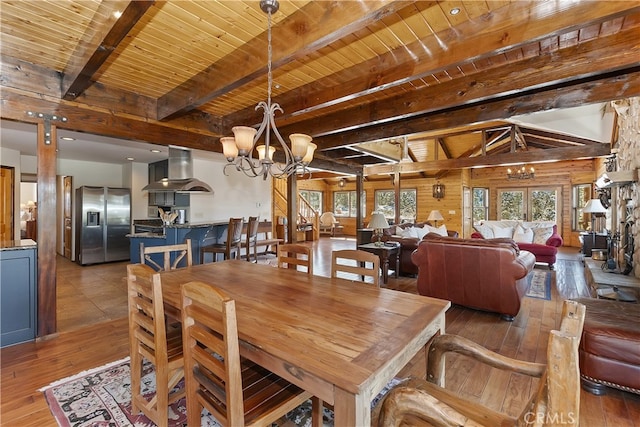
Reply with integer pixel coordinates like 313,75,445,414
41,357,399,427
525,268,552,300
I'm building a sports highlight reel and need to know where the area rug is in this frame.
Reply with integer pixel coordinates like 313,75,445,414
41,357,399,427
526,269,552,300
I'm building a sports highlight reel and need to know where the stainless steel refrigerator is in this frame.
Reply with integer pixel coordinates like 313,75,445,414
75,186,131,265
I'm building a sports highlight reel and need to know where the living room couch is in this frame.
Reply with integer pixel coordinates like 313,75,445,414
574,297,640,396
375,222,459,276
471,220,563,269
412,233,536,320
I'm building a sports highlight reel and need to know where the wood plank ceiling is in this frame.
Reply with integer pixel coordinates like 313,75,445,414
1,0,639,179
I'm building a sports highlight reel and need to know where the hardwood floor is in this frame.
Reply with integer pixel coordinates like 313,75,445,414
1,239,639,426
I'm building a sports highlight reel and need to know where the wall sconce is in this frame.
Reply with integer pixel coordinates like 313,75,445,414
338,178,345,188
433,182,445,200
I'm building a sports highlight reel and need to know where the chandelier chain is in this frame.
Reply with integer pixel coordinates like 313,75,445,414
221,0,315,180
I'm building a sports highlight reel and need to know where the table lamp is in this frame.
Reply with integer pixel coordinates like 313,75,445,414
368,212,389,246
427,210,444,227
582,198,607,250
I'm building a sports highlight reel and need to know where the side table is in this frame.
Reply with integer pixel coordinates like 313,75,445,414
358,242,400,284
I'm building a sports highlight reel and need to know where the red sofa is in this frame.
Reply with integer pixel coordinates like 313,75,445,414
471,221,563,269
412,234,536,320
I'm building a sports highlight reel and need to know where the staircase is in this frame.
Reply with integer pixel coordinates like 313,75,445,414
272,179,320,241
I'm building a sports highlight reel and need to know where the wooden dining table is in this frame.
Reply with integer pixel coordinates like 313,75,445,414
158,260,450,426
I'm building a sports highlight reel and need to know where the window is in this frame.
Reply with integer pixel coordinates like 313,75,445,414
472,187,489,223
334,191,365,217
374,189,417,223
572,183,592,231
498,187,559,222
299,190,322,212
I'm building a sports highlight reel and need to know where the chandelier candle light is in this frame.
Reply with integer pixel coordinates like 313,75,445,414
220,0,316,180
507,165,535,180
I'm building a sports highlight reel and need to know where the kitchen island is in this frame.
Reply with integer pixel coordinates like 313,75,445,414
127,220,231,266
1,239,37,347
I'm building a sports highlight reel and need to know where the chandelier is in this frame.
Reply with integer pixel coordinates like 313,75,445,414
507,165,535,180
220,0,316,180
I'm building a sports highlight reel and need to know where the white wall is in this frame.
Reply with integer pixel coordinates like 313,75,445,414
57,158,125,188
189,154,272,222
124,162,150,221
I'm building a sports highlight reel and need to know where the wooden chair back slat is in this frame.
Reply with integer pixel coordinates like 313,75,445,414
242,216,260,262
277,243,313,275
140,239,193,271
331,249,380,286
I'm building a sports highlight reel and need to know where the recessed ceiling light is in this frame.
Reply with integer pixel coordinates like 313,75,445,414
113,11,122,19
60,136,75,141
150,149,161,153
126,157,135,161
450,7,460,15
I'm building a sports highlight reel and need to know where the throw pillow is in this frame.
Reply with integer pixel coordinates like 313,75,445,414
414,226,430,239
489,224,514,239
533,226,554,244
423,224,448,237
513,224,534,244
473,223,494,239
400,226,418,238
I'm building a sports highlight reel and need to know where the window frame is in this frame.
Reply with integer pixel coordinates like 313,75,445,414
333,190,365,218
472,187,489,223
374,188,417,223
572,183,592,232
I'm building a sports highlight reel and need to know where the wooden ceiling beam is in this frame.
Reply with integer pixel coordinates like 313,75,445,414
1,55,226,135
62,1,154,100
1,87,218,151
280,28,640,139
306,69,640,151
363,144,611,176
522,127,604,145
225,2,640,127
156,1,410,120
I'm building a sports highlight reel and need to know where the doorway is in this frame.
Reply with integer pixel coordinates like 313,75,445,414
497,186,561,222
1,166,15,241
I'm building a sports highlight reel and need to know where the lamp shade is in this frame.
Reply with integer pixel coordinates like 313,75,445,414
583,199,607,214
427,210,444,222
368,212,389,230
220,137,238,160
256,144,275,161
231,126,257,154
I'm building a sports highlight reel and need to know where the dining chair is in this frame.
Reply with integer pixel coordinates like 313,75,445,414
180,280,313,426
331,249,380,286
277,243,313,275
127,264,185,427
201,217,243,263
139,239,193,271
376,299,585,427
240,215,260,262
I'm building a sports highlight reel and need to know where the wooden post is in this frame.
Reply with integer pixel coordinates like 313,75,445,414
36,119,57,337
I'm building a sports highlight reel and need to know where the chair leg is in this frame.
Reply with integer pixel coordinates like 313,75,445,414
311,397,323,427
130,348,142,415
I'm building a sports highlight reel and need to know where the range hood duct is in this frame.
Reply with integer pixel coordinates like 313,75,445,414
142,147,213,193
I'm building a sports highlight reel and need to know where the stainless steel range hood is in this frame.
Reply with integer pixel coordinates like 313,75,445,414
142,147,213,193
